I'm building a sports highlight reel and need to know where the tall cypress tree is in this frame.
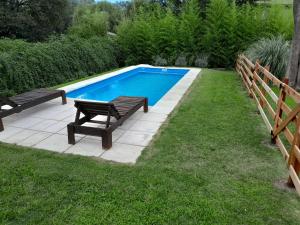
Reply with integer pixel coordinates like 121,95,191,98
203,0,237,67
154,9,178,62
178,0,203,56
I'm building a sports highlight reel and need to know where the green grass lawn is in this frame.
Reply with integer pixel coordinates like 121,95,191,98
1,69,300,224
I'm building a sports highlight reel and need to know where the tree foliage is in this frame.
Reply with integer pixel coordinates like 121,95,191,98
69,6,109,38
117,0,293,68
178,0,202,56
203,0,237,67
0,0,72,41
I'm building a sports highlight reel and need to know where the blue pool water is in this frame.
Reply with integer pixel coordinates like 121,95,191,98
66,67,189,106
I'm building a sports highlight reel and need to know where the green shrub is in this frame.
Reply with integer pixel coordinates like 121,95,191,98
154,10,179,64
263,5,294,39
116,1,293,68
69,6,109,38
0,36,118,95
117,17,154,65
245,36,290,79
0,39,30,53
178,0,203,57
203,0,237,68
235,4,257,53
94,1,125,32
0,0,72,41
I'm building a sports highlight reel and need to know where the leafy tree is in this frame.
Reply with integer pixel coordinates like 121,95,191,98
178,0,203,58
154,9,178,63
117,15,154,65
264,5,293,39
95,2,124,32
204,0,237,67
235,3,256,53
116,0,293,68
0,0,72,41
69,6,109,38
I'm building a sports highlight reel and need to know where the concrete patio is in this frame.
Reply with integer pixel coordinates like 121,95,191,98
0,68,200,163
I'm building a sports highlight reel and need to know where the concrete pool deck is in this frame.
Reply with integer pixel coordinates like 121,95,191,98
0,66,200,164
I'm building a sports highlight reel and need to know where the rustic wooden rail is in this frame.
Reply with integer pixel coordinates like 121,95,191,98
236,54,300,195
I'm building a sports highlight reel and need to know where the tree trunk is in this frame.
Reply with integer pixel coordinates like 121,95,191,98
287,1,300,90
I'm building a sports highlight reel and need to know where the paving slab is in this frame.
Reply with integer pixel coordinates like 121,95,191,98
129,120,162,133
0,127,24,141
8,117,44,129
34,134,74,153
65,137,105,157
100,143,144,163
18,132,53,147
150,105,176,115
139,112,168,123
117,130,154,146
117,119,136,130
43,121,68,133
5,130,39,144
29,119,59,131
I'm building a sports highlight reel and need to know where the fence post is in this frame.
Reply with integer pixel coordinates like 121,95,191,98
238,55,253,98
272,84,287,143
252,60,260,93
259,65,270,107
287,116,300,187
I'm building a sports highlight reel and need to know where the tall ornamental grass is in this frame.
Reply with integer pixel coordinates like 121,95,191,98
245,36,290,79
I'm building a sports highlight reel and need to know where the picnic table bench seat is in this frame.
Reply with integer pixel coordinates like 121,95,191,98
67,96,148,149
0,88,67,131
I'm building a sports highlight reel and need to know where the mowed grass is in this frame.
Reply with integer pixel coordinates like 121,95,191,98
1,69,300,224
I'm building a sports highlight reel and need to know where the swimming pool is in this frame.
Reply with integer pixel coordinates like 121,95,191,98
66,67,190,106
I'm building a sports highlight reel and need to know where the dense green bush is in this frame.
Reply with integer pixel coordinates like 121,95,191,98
245,36,290,79
117,14,155,65
94,1,125,32
117,1,201,66
0,37,118,95
116,0,293,68
178,0,203,57
0,0,72,41
69,6,109,38
204,0,236,67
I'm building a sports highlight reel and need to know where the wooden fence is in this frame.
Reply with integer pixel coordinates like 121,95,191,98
236,54,300,195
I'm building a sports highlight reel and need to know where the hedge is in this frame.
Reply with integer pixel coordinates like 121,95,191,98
0,36,118,95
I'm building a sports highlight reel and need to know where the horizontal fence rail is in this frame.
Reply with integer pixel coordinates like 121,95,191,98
236,54,300,196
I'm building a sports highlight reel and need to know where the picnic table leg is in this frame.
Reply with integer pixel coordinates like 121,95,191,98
0,118,4,132
61,91,67,105
67,124,75,144
144,98,148,113
102,131,112,149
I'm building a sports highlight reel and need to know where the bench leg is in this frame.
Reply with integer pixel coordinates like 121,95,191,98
0,118,4,132
67,124,75,144
102,131,112,149
61,92,67,105
144,98,148,113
